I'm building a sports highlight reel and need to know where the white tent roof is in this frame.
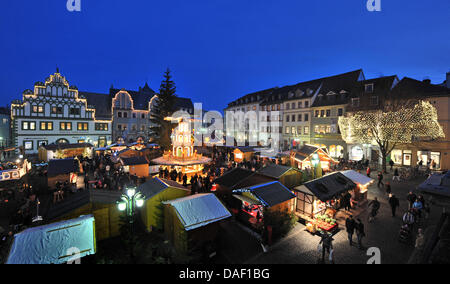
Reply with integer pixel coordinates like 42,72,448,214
340,170,374,186
164,193,231,231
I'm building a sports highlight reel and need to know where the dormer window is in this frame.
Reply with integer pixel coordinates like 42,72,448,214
351,98,360,107
365,83,374,93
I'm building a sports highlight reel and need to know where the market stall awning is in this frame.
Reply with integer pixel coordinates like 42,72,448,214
418,172,450,199
301,172,356,202
232,194,262,206
234,181,296,208
6,215,96,264
340,170,374,186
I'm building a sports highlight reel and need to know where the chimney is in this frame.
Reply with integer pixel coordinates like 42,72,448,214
447,72,450,89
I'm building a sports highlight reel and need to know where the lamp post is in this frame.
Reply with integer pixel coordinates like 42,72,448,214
117,186,145,261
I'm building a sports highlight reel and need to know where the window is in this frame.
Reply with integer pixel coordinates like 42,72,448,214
314,125,320,133
77,122,89,131
291,103,295,109
291,127,296,134
285,127,290,134
141,113,146,119
297,126,302,135
315,110,319,117
24,141,33,150
286,115,290,122
132,125,137,131
60,122,72,130
365,83,374,93
286,103,290,110
304,126,309,135
51,106,63,114
40,121,53,130
118,112,122,118
320,110,325,117
326,125,331,133
123,112,128,118
98,137,107,148
305,101,309,108
37,140,47,147
298,102,302,108
32,106,44,113
69,108,80,115
370,96,379,106
95,123,108,131
298,114,302,121
304,114,309,121
292,115,295,122
326,109,331,117
351,98,360,107
22,121,36,130
338,108,343,116
132,113,136,118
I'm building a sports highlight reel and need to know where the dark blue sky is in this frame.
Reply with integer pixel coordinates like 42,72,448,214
1,0,449,111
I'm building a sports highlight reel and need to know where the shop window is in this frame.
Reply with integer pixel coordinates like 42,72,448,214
24,141,33,150
390,150,403,165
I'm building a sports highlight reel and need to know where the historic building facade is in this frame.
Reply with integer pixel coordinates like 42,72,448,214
11,70,112,154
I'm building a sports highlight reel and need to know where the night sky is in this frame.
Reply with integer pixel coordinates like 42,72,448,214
1,0,449,112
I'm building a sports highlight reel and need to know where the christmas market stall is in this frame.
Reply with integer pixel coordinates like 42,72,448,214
257,164,302,189
47,158,81,189
137,177,190,232
232,181,296,230
340,170,373,205
233,146,256,163
163,193,231,254
120,156,149,178
6,215,96,264
38,143,94,162
291,144,338,171
293,172,356,234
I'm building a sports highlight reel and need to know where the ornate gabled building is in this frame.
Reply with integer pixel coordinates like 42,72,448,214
11,70,112,154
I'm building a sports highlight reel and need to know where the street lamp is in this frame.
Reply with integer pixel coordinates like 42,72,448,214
117,186,145,262
117,186,145,223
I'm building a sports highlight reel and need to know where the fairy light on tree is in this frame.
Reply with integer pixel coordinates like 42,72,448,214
338,100,444,171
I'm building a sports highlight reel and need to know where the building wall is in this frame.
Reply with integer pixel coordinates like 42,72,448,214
11,72,112,154
0,113,11,147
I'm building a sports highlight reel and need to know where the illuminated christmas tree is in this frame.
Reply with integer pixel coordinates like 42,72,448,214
338,100,444,171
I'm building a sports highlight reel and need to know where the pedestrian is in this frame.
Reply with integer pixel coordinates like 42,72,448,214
356,218,365,249
318,232,334,264
345,215,356,246
368,197,380,222
366,167,371,177
393,168,400,182
415,228,425,250
389,159,394,171
377,172,384,188
407,191,417,210
385,182,392,196
84,174,89,191
388,194,400,217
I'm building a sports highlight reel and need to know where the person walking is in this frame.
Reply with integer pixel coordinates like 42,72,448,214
407,191,417,210
84,174,89,191
377,172,384,188
319,233,334,264
385,182,392,196
393,168,400,182
388,194,400,217
345,215,356,246
356,219,365,249
389,159,394,171
415,228,425,250
368,197,380,222
366,167,371,178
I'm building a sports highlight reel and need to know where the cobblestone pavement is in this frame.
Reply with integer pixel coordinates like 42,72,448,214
247,171,444,264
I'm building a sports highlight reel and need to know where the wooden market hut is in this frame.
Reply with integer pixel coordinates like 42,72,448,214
47,158,81,189
340,170,373,205
138,177,190,232
293,172,356,224
257,164,302,189
292,144,338,171
212,168,275,202
163,193,231,253
233,146,256,163
117,148,141,159
38,143,94,162
120,156,149,178
232,181,296,229
45,189,123,241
